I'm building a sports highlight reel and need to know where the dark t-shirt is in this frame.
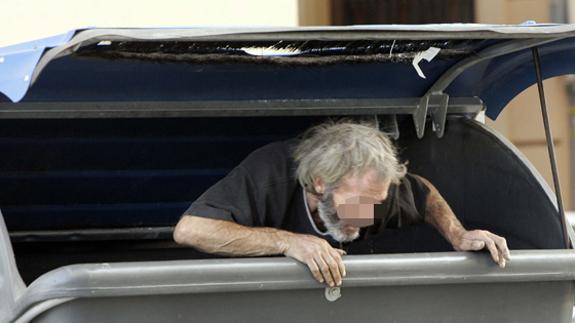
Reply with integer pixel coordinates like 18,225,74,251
184,139,430,250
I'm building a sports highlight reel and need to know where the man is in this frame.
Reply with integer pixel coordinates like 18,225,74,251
174,120,510,287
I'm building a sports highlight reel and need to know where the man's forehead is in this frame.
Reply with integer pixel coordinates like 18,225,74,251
338,170,391,199
338,184,391,204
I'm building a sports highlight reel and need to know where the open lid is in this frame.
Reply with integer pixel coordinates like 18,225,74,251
0,23,575,136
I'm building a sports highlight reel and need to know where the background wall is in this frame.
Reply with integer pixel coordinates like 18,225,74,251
0,0,300,47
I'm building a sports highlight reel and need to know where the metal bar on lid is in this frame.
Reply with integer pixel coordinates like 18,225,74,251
0,97,483,119
532,46,571,248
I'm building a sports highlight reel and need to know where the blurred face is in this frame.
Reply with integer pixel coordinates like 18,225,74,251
316,168,391,242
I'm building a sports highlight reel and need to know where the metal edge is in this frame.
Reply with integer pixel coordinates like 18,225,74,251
10,249,575,319
12,298,74,323
0,211,25,323
9,226,175,242
0,97,483,119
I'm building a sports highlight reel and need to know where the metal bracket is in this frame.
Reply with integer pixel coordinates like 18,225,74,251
430,93,450,138
324,287,341,302
413,95,429,139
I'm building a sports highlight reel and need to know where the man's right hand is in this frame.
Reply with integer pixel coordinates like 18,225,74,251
279,232,346,287
175,216,346,287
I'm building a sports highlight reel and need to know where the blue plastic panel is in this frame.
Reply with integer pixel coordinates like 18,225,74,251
0,31,75,102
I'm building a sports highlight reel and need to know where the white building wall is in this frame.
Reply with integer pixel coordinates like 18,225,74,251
0,0,300,47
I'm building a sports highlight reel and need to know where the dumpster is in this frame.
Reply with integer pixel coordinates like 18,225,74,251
1,24,575,322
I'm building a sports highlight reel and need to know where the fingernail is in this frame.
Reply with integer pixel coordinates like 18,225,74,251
343,271,347,277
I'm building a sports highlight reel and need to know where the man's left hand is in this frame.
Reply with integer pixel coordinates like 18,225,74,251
452,230,511,268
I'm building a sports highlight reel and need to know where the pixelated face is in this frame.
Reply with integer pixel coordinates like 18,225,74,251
333,168,390,229
315,168,390,242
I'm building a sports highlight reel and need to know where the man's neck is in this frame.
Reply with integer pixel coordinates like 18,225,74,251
305,191,327,232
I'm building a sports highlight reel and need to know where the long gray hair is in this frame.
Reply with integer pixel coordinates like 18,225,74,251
293,120,406,194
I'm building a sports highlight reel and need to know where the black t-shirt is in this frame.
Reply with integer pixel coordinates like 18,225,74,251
184,139,430,250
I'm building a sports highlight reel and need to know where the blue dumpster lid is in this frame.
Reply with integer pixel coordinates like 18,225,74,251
1,24,575,120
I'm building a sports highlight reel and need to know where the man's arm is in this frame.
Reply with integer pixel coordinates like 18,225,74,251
173,215,346,287
414,175,511,268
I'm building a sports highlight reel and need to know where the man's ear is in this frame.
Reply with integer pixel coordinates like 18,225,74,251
312,177,324,194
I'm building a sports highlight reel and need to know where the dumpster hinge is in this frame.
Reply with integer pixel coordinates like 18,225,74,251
413,95,429,139
430,92,450,138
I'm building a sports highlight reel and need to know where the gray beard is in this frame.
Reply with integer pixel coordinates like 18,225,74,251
317,191,360,243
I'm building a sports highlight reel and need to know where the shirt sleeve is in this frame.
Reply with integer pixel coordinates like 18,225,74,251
183,165,260,226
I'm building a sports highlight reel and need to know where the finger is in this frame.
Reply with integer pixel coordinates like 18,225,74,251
489,234,511,261
323,252,342,286
496,239,510,263
484,239,500,264
335,248,347,256
330,249,346,279
485,232,510,265
307,258,324,283
314,255,335,287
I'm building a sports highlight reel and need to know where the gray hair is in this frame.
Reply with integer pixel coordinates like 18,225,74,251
293,120,406,193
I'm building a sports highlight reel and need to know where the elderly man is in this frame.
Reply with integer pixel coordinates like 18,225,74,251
174,121,510,287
